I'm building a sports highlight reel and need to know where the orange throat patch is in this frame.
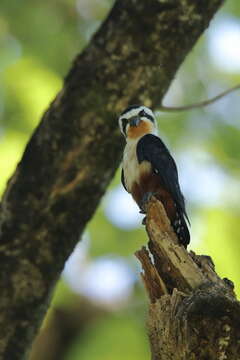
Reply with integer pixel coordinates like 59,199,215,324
127,121,152,139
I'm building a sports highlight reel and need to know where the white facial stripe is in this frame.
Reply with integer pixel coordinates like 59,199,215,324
119,106,155,121
119,106,157,136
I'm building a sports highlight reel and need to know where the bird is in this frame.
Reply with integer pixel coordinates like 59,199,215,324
118,104,190,247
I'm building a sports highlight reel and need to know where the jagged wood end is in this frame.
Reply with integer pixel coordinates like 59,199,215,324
137,197,205,299
135,247,168,302
135,197,240,360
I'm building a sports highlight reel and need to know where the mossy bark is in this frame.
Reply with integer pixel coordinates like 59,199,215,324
0,0,224,358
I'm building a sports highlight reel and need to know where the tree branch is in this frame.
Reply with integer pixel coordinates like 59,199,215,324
0,0,224,358
136,197,240,360
159,83,240,112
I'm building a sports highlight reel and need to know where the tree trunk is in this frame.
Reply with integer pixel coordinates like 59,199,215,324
0,0,224,358
136,198,240,360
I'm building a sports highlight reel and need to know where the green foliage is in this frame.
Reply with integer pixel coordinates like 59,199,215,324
202,208,240,295
4,57,61,130
89,209,146,257
1,0,240,359
210,123,240,173
0,130,28,192
65,312,149,360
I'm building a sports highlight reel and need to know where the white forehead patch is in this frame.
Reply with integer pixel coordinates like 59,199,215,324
119,106,155,121
118,105,157,137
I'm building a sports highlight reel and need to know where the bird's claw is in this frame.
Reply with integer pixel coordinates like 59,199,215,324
140,192,155,213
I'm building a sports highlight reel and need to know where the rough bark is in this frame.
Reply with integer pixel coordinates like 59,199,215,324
0,0,224,358
136,198,240,360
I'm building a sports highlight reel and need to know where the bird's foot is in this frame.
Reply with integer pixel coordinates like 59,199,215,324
140,192,155,213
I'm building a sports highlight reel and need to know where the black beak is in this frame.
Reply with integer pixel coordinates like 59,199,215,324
129,116,141,127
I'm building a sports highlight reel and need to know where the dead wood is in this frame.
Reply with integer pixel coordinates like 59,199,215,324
136,197,240,360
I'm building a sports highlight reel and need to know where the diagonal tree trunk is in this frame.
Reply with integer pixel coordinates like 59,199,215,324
0,0,224,358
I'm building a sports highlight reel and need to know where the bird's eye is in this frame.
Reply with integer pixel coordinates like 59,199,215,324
139,110,146,117
139,109,154,123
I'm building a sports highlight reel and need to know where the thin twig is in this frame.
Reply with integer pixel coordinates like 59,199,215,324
159,83,240,112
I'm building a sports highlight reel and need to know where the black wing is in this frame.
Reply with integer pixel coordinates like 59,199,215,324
136,134,189,223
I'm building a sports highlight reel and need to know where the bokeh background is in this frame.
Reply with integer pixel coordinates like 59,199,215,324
1,0,240,359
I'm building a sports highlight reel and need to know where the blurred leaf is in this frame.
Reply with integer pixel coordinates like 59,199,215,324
65,312,150,360
88,207,147,257
202,208,240,296
209,123,240,173
224,0,240,17
0,129,28,194
51,279,78,308
3,57,61,132
1,0,82,74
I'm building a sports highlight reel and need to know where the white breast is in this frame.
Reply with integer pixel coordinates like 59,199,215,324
122,138,151,192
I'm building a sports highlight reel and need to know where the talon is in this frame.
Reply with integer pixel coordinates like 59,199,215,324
140,192,155,212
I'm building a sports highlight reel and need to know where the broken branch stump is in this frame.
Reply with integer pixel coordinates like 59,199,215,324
135,197,240,360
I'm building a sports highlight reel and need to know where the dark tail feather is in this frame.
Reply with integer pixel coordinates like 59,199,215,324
172,211,190,248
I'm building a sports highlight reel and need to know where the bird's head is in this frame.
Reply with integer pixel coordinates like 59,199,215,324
118,105,157,140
